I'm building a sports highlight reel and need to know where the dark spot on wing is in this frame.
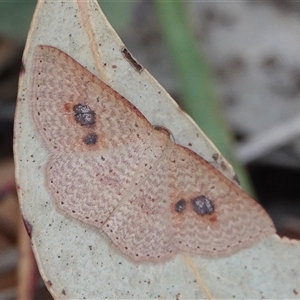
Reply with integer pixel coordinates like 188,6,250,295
175,199,186,213
64,103,72,112
73,104,95,126
83,133,98,145
191,195,214,216
121,47,143,73
209,215,218,222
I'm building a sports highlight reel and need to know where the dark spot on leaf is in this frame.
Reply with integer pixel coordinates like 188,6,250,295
62,289,66,295
46,280,52,287
191,195,214,216
262,55,278,69
220,161,227,170
233,174,240,185
121,47,143,72
22,218,32,238
294,289,298,295
20,60,25,75
212,153,219,161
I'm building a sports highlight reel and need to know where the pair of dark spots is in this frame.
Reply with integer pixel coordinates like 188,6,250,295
73,103,98,146
175,195,214,216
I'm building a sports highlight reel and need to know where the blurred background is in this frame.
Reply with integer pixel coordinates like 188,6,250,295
1,1,300,299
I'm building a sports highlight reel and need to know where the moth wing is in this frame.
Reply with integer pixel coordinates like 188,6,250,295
102,137,175,262
31,45,152,153
46,142,148,227
168,145,275,257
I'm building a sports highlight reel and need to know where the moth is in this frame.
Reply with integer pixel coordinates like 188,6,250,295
29,45,275,262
